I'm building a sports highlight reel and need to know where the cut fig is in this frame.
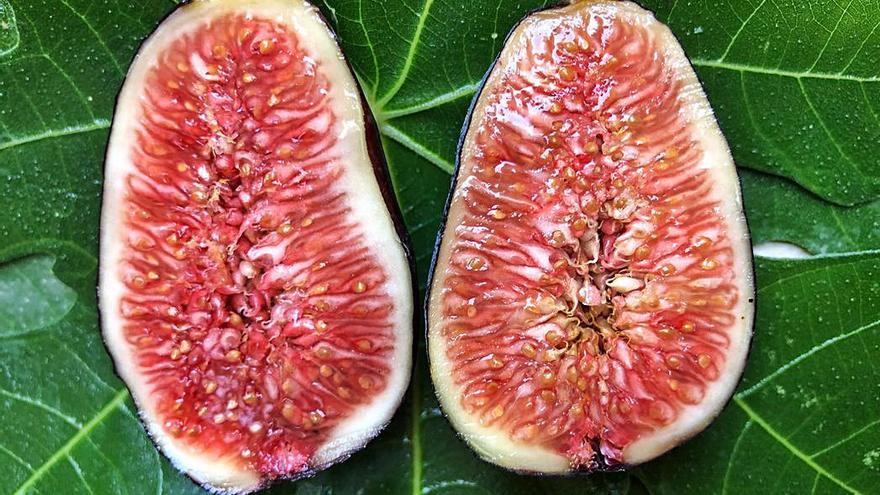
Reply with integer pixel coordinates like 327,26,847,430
99,0,412,492
427,0,754,473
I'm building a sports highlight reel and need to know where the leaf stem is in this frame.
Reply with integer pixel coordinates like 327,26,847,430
410,362,423,495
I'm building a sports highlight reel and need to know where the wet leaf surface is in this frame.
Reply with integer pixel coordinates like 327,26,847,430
0,0,877,493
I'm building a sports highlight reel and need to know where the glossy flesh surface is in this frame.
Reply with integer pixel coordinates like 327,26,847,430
100,1,412,492
428,0,753,472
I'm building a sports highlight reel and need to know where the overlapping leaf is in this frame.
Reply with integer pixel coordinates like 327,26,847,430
0,0,878,494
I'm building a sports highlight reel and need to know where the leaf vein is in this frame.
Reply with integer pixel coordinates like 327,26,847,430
839,17,880,74
67,454,96,495
717,0,767,62
50,335,118,394
356,0,380,95
736,71,794,172
666,0,681,23
858,81,880,127
0,119,110,153
12,388,128,495
829,209,857,248
809,0,856,71
57,0,124,76
721,419,753,494
810,417,880,458
691,59,880,82
32,52,97,120
0,442,34,473
410,367,423,495
382,82,478,120
797,78,863,178
377,0,436,108
0,388,82,429
736,319,880,398
380,123,454,173
735,398,860,494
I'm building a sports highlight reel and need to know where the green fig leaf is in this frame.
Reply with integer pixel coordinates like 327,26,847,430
1,0,878,493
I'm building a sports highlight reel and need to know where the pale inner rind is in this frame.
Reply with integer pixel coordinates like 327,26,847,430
620,2,753,464
428,0,753,472
99,0,412,492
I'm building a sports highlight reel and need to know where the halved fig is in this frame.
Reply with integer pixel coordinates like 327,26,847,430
99,0,412,492
427,0,754,473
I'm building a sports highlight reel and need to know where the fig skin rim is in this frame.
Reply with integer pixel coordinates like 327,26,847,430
95,1,417,493
423,0,757,476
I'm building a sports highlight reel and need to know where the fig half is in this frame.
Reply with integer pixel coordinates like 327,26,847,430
99,0,412,492
427,0,755,473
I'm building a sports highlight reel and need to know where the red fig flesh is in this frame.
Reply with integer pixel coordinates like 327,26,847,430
428,0,754,473
99,1,412,492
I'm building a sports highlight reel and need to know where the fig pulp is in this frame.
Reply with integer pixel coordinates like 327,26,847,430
99,0,412,492
428,1,755,473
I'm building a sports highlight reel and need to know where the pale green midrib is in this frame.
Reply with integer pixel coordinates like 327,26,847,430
372,115,425,495
380,123,455,173
376,0,436,109
410,366,423,495
370,82,478,175
0,120,111,153
691,59,880,83
381,83,480,120
734,398,861,494
13,388,129,495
